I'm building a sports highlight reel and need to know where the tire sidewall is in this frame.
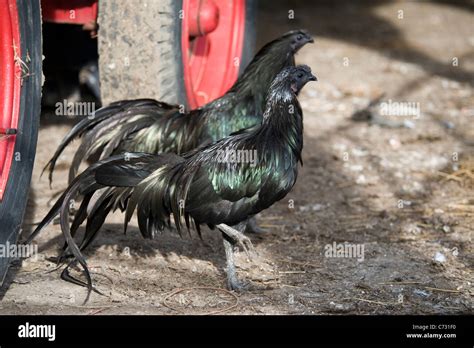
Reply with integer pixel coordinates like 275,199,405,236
239,0,257,74
0,0,42,285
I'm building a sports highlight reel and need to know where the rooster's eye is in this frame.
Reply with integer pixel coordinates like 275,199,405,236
297,73,304,78
296,35,303,41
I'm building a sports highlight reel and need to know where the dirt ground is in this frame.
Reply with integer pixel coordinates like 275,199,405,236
1,1,473,314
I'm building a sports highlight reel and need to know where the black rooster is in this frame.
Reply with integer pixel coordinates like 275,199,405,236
43,30,314,187
28,65,316,299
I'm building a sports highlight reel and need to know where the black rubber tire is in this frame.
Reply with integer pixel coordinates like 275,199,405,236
240,0,257,75
0,0,42,286
98,0,257,107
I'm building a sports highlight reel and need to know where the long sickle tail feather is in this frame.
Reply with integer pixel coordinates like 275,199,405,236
26,156,135,301
67,114,158,184
28,153,186,301
43,99,172,187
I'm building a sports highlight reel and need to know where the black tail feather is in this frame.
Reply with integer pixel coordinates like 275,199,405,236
43,99,173,187
42,101,131,187
78,190,114,251
29,152,185,301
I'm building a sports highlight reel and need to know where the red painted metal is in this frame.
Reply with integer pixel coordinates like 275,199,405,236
41,0,98,25
187,0,219,37
182,0,246,108
0,0,22,200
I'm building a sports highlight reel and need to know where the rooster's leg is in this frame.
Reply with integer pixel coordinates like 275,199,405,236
217,223,256,258
221,234,246,291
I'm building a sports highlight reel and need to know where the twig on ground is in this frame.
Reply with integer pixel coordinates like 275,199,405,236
379,282,463,294
88,307,110,315
279,271,307,274
162,287,239,315
437,171,463,182
423,286,462,294
379,281,424,285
